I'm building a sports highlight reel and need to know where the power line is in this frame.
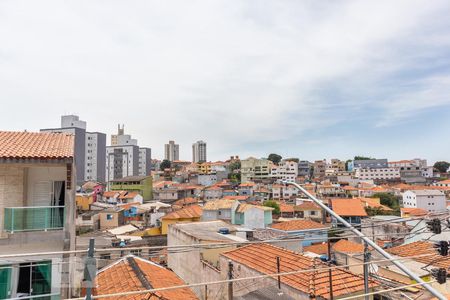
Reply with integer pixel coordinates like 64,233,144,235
65,253,436,300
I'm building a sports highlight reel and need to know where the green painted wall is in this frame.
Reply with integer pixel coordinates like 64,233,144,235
110,177,153,201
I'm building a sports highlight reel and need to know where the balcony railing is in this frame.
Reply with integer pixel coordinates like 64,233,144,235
3,206,65,233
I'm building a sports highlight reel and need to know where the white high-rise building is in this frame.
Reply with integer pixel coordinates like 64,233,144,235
164,140,179,161
41,115,106,183
192,140,207,163
106,125,151,181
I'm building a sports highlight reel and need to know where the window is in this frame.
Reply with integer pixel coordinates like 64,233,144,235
100,253,111,260
106,214,113,220
310,211,316,216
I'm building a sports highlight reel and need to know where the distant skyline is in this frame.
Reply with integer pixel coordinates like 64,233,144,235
1,1,450,163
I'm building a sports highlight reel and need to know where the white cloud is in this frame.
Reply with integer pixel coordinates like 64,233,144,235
0,0,449,160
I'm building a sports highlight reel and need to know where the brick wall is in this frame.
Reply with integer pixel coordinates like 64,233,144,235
0,166,25,234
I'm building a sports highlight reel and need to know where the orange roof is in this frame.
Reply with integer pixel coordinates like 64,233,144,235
162,205,202,220
119,192,140,199
95,256,198,300
438,179,450,185
333,239,364,254
331,199,368,217
103,191,118,198
172,197,198,207
222,244,377,298
295,201,321,211
358,198,393,211
278,202,295,213
223,195,249,201
303,243,329,255
239,182,256,187
400,207,428,217
388,241,450,269
0,131,74,160
271,219,327,231
343,186,358,191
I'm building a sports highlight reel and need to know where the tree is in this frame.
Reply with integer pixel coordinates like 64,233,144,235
267,153,282,164
354,156,374,161
371,192,399,209
160,159,171,170
263,200,280,215
434,161,450,173
228,160,241,172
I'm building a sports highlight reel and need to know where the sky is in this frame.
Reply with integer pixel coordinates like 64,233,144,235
1,1,450,163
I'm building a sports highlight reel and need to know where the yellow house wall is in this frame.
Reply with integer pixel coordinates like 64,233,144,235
161,217,201,235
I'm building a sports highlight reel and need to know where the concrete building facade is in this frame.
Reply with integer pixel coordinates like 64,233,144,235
192,140,207,163
164,140,179,162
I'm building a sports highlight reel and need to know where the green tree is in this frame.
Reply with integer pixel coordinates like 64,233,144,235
354,156,374,161
263,200,280,215
371,192,399,209
434,161,450,173
228,161,241,172
160,159,171,170
268,153,282,164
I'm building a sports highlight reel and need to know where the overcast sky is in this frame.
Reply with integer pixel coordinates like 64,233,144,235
1,1,450,163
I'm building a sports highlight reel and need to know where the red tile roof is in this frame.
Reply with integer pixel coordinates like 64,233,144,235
271,219,327,231
294,201,321,211
162,205,202,220
222,244,377,298
277,202,295,213
303,243,329,255
388,241,450,269
0,131,74,160
400,207,428,217
330,199,368,217
332,239,364,254
95,256,198,300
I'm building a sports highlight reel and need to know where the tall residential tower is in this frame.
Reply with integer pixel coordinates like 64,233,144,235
164,140,179,161
192,140,207,163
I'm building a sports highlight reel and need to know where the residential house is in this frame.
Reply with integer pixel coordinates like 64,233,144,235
94,255,198,300
203,185,223,200
99,207,125,229
0,131,76,299
271,219,329,247
201,199,236,222
294,201,323,221
313,159,327,178
358,197,393,214
238,182,256,196
217,244,377,299
102,191,120,203
278,202,295,218
332,239,364,266
253,186,271,201
330,198,368,228
76,193,94,211
161,205,203,234
402,190,446,213
400,207,428,218
109,175,153,201
240,157,271,183
231,202,273,228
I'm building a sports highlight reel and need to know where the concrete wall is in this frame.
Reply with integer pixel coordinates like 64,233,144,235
0,166,25,235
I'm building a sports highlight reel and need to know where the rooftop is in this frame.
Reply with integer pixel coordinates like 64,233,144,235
332,239,364,254
222,243,377,298
330,198,368,217
0,130,74,160
171,220,246,242
271,219,327,231
95,255,198,300
388,241,450,269
162,205,202,220
203,199,237,210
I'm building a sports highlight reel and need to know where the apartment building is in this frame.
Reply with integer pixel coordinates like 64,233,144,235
164,140,179,161
41,115,106,183
298,160,313,177
330,158,346,172
240,157,271,183
192,140,207,163
354,167,401,181
0,131,76,299
106,126,152,181
389,159,427,183
271,160,298,182
402,190,446,213
352,159,388,169
313,159,327,178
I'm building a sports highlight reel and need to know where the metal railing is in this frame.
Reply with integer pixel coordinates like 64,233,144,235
3,206,65,233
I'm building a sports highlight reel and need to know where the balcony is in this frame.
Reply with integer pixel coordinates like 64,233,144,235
3,206,65,233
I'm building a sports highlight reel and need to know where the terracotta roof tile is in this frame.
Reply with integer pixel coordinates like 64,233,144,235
271,219,327,231
330,199,368,217
388,241,450,269
277,202,295,213
94,256,198,300
303,243,329,255
235,203,273,213
162,205,202,220
222,244,377,298
294,202,321,211
0,131,74,160
203,199,236,210
400,207,428,216
332,239,364,254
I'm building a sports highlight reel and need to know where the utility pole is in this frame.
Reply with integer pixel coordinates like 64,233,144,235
284,181,447,300
228,260,233,300
84,238,96,300
327,239,333,300
276,256,281,290
363,242,371,300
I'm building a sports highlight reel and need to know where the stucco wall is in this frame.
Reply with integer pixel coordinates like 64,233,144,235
0,166,25,234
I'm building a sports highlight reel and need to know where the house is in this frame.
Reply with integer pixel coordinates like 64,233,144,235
99,207,125,229
330,198,368,228
402,190,446,213
161,205,203,234
400,207,428,218
102,191,120,203
203,185,223,200
94,255,198,300
109,175,153,201
167,220,247,299
218,244,377,299
0,131,76,299
294,201,323,221
238,182,256,196
117,191,143,204
253,186,271,201
332,239,364,266
271,219,329,247
201,199,236,222
76,193,94,211
358,197,393,213
231,202,273,228
278,201,295,218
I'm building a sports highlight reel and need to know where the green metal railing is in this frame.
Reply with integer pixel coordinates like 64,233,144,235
3,206,65,233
